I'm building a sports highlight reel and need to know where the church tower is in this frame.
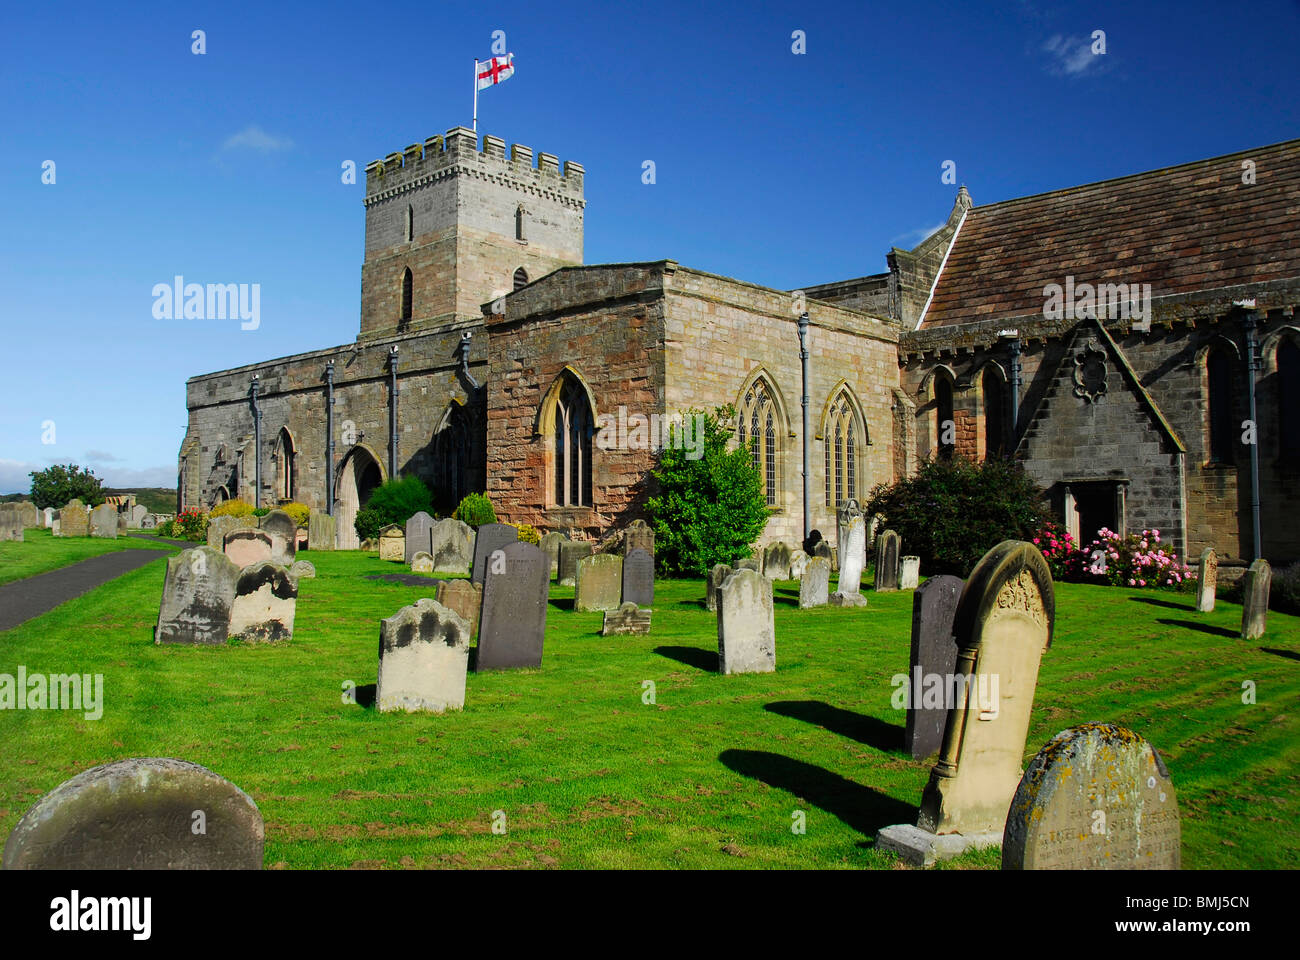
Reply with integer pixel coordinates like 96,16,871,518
359,126,585,338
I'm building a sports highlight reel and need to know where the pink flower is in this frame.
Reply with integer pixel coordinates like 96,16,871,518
1138,580,1146,587
1128,578,1136,586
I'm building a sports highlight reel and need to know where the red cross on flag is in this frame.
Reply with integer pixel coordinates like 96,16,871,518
476,54,515,90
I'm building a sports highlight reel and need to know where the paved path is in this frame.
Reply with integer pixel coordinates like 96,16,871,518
0,548,174,632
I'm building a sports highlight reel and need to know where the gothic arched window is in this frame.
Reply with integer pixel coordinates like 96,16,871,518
739,379,780,507
405,204,414,242
551,372,593,507
514,267,529,291
516,204,527,241
274,428,295,501
435,404,471,506
823,391,860,508
1207,347,1234,463
935,373,955,461
1278,337,1299,459
400,267,413,324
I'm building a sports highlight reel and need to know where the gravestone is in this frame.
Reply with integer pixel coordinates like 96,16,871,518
410,551,434,574
404,511,435,564
0,505,22,542
717,568,776,675
51,518,61,536
259,510,298,564
58,499,89,537
763,542,793,580
789,549,809,580
130,504,148,527
471,523,518,585
557,541,594,586
15,501,39,529
622,548,654,607
799,556,830,609
735,557,761,573
436,578,482,637
836,499,864,573
1003,723,1180,870
901,556,921,590
602,602,652,636
378,524,406,562
1196,547,1218,613
706,563,732,614
430,518,474,574
117,512,129,535
289,560,316,580
376,598,471,713
1240,558,1272,640
228,561,298,643
42,507,55,529
89,503,117,538
874,529,902,592
576,553,624,612
904,575,964,760
308,510,336,551
539,531,568,578
223,529,274,568
624,518,655,557
207,514,256,551
830,515,868,607
155,547,242,645
812,540,833,568
1,757,264,870
477,541,549,670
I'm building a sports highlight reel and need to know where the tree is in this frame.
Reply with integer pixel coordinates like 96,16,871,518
29,464,106,510
647,406,771,575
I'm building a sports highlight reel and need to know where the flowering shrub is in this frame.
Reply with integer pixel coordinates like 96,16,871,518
1033,524,1196,591
174,508,208,542
1031,519,1081,581
511,522,541,546
210,499,254,519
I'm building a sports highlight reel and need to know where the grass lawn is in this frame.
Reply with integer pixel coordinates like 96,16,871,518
0,528,175,586
1,543,1297,869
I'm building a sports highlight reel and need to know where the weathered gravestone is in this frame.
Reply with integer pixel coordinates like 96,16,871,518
376,598,471,713
1240,558,1272,640
624,518,655,557
1197,547,1218,613
89,503,117,539
430,518,474,574
717,568,776,675
735,557,761,573
1002,722,1180,870
602,602,652,636
223,529,273,568
0,505,22,542
58,499,89,538
378,524,405,562
877,541,1054,866
1,757,264,870
259,510,298,564
477,541,548,670
831,515,868,607
471,523,518,585
404,511,435,564
799,556,830,608
15,501,39,529
558,541,594,586
763,542,792,580
789,549,809,580
904,574,964,761
622,548,654,608
576,553,624,612
117,512,129,535
874,529,902,592
539,531,568,578
130,504,148,528
51,518,60,536
289,560,315,580
308,510,336,551
836,499,864,573
706,563,732,613
436,578,482,637
812,539,833,569
410,551,434,573
228,561,298,643
206,514,256,551
41,507,55,529
901,556,921,590
155,546,241,645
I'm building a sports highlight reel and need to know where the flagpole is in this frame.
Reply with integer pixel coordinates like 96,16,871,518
472,59,478,133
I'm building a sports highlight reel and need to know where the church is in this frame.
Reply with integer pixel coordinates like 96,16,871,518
179,128,1299,563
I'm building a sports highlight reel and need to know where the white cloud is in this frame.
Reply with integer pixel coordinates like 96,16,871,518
85,449,121,462
891,222,946,248
1041,34,1101,77
0,458,39,495
222,125,294,153
0,458,174,494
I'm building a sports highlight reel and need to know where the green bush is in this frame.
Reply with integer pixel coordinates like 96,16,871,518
29,464,106,510
454,493,497,528
646,406,771,576
362,475,434,532
865,454,1052,577
353,508,384,543
252,507,270,518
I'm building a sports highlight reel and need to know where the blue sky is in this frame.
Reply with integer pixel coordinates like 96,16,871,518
2,0,1297,493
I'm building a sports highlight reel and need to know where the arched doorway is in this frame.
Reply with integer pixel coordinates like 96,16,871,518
334,444,385,549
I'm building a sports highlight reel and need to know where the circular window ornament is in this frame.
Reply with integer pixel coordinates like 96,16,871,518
1073,340,1108,403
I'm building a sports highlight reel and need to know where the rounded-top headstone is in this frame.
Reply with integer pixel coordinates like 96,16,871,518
2,757,264,870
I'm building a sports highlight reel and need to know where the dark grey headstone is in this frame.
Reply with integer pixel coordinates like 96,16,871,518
404,511,436,565
471,523,519,585
622,548,654,607
874,529,901,592
706,563,732,613
557,540,594,585
477,541,549,670
155,547,241,645
905,574,964,760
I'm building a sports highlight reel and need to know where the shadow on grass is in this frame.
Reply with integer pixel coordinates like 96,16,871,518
719,749,914,837
548,597,575,612
1129,596,1195,612
764,700,904,753
654,645,717,672
352,683,376,708
773,594,799,607
1156,618,1239,639
677,598,707,610
1261,646,1300,661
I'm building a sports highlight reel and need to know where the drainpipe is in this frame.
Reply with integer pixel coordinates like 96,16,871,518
798,312,811,545
1000,330,1022,443
250,374,262,509
388,346,399,478
325,361,335,515
459,331,480,389
1242,309,1262,560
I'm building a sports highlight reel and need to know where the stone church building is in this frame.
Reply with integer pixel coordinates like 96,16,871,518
180,128,1299,562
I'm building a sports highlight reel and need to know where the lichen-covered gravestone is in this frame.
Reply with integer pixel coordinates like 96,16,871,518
471,523,518,585
155,547,241,645
602,602,652,636
1,757,264,870
624,518,655,557
622,548,654,607
763,542,792,580
1240,558,1272,640
799,556,830,609
836,499,863,574
228,561,298,643
1003,723,1180,870
308,510,336,551
706,563,732,613
58,499,89,537
477,541,549,670
813,539,833,569
734,557,761,573
904,574,964,760
404,511,435,565
0,505,22,542
378,524,405,562
289,560,315,580
576,553,624,612
430,518,474,574
89,503,117,539
259,509,298,564
376,598,471,713
15,501,39,529
207,514,256,551
831,516,868,607
1196,547,1217,613
900,556,921,590
223,529,273,568
717,568,776,675
436,578,482,637
874,529,901,592
410,551,434,573
789,549,809,580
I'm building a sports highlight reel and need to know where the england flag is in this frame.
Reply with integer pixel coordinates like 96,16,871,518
477,54,515,90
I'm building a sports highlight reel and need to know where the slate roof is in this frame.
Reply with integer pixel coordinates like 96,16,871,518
919,139,1300,329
